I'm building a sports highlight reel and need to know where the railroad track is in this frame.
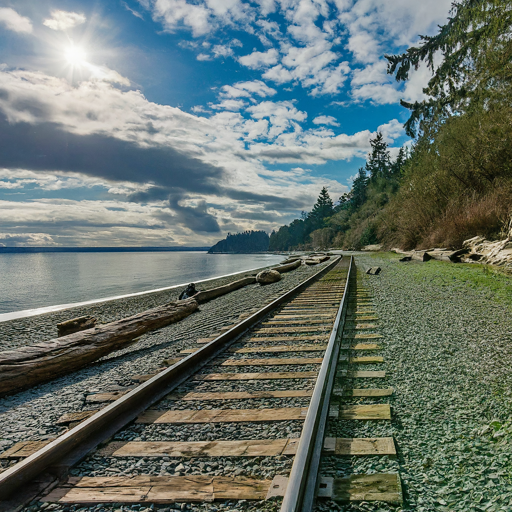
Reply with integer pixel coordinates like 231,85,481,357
0,255,400,511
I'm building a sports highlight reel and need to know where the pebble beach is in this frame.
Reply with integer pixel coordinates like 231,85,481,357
1,254,512,512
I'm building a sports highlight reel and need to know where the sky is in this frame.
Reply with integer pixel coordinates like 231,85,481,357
0,0,452,247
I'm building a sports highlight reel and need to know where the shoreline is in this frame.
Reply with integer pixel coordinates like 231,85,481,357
0,263,283,323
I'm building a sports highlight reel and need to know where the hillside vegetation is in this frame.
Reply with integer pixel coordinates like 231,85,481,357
270,0,512,251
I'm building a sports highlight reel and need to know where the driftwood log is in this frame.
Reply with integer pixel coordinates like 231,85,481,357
272,260,302,273
57,316,96,337
426,249,467,263
392,248,432,262
0,298,198,396
193,277,256,304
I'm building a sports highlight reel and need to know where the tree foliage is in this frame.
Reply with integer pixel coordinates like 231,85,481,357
386,0,512,136
269,188,334,251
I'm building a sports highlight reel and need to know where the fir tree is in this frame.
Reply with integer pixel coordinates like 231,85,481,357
308,187,334,227
386,0,512,136
351,168,368,208
365,133,391,180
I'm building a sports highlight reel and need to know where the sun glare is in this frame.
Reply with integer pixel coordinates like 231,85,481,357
65,45,87,66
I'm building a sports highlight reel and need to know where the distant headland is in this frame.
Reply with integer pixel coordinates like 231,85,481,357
208,231,269,254
0,247,211,253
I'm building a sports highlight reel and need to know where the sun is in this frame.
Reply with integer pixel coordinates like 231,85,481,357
65,45,87,66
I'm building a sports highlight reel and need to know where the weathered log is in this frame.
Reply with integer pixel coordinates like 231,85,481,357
304,259,320,265
193,277,256,304
272,260,302,273
0,298,198,396
392,248,431,262
57,316,96,337
425,248,467,263
281,256,302,264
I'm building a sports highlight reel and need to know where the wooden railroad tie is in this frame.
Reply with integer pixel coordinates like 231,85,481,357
101,438,300,458
0,440,55,459
44,475,276,503
317,474,401,503
338,370,386,378
255,327,331,334
193,371,318,381
344,323,378,329
182,346,327,355
2,435,395,461
330,404,391,420
333,388,393,397
273,314,335,319
95,436,394,458
245,336,328,343
323,437,395,456
165,390,314,401
339,343,381,351
220,357,325,366
348,356,384,364
136,407,309,424
43,473,401,504
343,333,383,340
261,319,333,326
228,344,327,353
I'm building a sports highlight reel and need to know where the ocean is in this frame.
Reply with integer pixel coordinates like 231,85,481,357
0,251,284,316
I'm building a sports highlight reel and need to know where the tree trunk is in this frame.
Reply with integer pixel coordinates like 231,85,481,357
193,277,256,304
272,260,302,273
0,298,198,396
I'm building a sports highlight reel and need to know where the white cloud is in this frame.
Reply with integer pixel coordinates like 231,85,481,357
246,100,307,138
313,115,340,127
149,0,250,37
0,169,150,194
43,10,86,31
220,80,276,99
0,8,32,34
212,44,234,58
196,53,211,61
378,119,405,143
209,99,246,111
262,42,351,96
123,2,144,19
0,233,57,247
238,48,278,69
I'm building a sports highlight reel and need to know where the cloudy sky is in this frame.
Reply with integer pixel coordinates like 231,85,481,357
0,0,452,247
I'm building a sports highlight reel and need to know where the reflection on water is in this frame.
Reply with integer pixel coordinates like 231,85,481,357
0,252,283,314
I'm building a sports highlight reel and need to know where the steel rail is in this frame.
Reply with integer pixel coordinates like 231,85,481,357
0,255,342,505
280,255,353,512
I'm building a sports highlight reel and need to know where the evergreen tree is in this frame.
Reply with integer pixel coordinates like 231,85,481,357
386,0,512,136
390,147,407,179
351,168,368,208
308,187,334,226
365,133,391,180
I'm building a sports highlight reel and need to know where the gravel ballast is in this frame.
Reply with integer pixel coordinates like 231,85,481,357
318,254,512,512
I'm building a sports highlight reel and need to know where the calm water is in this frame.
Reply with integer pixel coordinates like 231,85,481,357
0,252,283,315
